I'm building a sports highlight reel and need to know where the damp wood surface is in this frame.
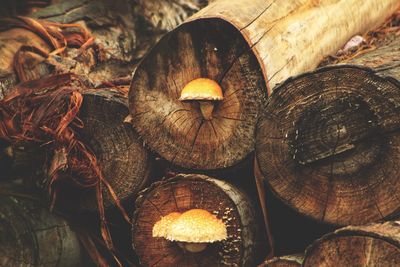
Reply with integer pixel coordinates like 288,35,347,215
132,174,259,267
303,221,400,266
129,0,400,171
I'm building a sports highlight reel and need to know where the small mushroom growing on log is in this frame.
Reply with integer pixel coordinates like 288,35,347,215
133,174,260,266
179,78,224,120
153,209,227,253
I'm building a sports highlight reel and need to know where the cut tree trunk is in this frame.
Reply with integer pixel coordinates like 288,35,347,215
0,192,83,267
132,173,259,267
303,221,400,266
53,88,152,212
129,0,400,170
259,254,303,267
255,33,400,225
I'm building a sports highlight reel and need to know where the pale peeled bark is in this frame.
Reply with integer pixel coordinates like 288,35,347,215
188,0,400,92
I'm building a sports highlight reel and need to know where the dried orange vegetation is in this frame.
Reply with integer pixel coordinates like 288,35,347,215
0,16,99,82
0,74,127,267
321,9,400,65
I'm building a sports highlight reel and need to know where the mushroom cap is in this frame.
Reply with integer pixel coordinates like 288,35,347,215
166,209,227,243
179,78,224,101
152,212,181,238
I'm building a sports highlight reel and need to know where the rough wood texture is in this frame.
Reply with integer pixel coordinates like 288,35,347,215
255,31,400,225
259,254,303,267
303,221,400,266
132,174,259,267
256,65,400,225
129,0,399,170
129,18,267,170
345,34,400,80
70,89,151,211
0,194,82,267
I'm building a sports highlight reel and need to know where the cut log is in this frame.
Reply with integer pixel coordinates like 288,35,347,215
255,33,400,225
129,0,400,170
132,173,259,267
54,88,152,211
0,192,83,267
303,221,400,266
345,34,400,80
259,254,303,267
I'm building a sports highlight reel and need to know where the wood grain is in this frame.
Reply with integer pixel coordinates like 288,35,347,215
132,174,259,267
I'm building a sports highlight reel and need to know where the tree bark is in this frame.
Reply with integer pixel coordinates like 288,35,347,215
259,254,303,267
129,0,400,170
53,88,152,212
255,32,400,225
132,173,260,267
0,192,83,267
303,221,400,266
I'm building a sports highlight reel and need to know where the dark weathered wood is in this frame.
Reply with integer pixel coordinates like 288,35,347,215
61,88,152,211
256,65,400,225
129,0,400,170
0,193,82,267
259,254,303,267
255,30,400,225
132,173,259,267
129,18,267,170
303,221,400,266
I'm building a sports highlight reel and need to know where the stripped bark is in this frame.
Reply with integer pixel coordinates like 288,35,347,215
129,0,400,170
303,221,400,266
0,193,83,267
255,32,400,225
132,174,259,267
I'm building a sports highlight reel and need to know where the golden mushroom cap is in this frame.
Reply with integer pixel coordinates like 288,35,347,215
179,78,224,101
166,209,227,243
152,212,181,238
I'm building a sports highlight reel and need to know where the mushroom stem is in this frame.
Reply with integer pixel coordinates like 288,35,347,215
178,242,208,253
199,101,214,120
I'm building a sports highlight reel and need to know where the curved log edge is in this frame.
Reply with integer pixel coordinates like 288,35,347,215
0,194,82,267
129,18,266,170
132,173,259,267
303,221,400,266
259,254,303,267
256,64,400,225
129,0,400,170
55,88,152,212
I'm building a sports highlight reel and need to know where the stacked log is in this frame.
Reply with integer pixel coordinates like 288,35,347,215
129,0,400,170
255,30,400,225
132,174,259,267
303,221,400,266
259,254,303,267
0,192,83,267
63,88,152,211
1,0,400,266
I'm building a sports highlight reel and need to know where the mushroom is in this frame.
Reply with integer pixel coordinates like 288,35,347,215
166,209,227,253
179,78,224,120
152,212,181,238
